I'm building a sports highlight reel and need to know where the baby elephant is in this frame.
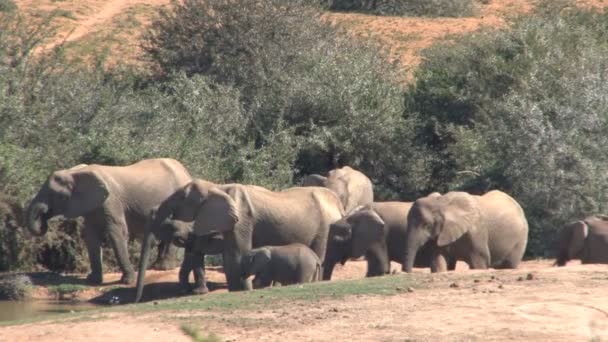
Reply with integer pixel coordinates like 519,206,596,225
241,244,322,288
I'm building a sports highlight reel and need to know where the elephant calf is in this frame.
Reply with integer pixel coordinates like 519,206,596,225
555,215,608,266
241,244,322,288
324,202,440,280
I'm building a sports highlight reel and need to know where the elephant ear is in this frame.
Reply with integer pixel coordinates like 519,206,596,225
193,187,238,235
350,208,385,258
64,170,109,218
301,174,327,187
568,221,588,258
437,193,480,247
250,248,271,275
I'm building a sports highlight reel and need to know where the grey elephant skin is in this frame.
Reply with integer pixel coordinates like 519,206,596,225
302,166,373,214
139,216,223,298
26,158,192,284
241,243,322,288
136,180,343,301
324,202,439,280
555,215,608,266
404,190,529,272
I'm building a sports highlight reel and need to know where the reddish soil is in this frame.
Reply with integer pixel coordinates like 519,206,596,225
3,260,608,341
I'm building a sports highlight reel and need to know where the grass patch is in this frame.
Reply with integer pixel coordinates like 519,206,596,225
47,284,89,299
181,325,222,342
1,273,420,326
131,273,420,312
0,0,16,12
50,9,77,20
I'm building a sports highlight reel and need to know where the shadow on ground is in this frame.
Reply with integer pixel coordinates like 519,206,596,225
90,280,228,304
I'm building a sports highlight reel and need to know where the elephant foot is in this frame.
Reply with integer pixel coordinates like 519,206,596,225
191,284,209,295
151,259,178,271
120,272,136,285
86,273,103,285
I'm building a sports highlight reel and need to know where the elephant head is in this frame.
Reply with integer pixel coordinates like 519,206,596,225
324,205,385,279
26,166,108,236
240,247,271,279
555,220,588,266
302,173,349,212
135,179,237,302
404,192,480,273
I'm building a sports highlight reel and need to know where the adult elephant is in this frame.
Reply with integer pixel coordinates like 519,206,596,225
26,158,192,284
302,166,373,213
136,180,343,300
404,190,528,273
324,202,442,280
555,215,608,266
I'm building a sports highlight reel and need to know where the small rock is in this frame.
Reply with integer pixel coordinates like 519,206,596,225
498,284,504,289
395,286,404,292
526,273,535,281
153,301,159,305
488,289,495,294
490,275,496,280
407,287,415,293
449,282,461,288
473,279,481,283
517,276,524,282
70,310,75,314
329,307,339,312
154,328,159,332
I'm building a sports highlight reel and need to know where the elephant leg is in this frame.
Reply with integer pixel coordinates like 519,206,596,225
82,221,103,284
430,252,448,273
447,257,457,271
178,252,193,294
467,253,489,269
191,253,208,295
322,259,337,281
152,241,179,270
107,217,135,284
223,250,251,291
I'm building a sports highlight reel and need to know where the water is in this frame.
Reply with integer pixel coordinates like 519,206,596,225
0,300,96,322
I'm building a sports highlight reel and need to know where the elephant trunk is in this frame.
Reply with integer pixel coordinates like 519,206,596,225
26,201,50,237
404,228,428,273
135,230,156,303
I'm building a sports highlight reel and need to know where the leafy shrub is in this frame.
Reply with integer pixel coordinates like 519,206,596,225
327,0,477,17
407,0,608,256
144,0,417,196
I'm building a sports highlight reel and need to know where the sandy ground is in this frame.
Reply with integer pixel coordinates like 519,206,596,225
3,260,608,341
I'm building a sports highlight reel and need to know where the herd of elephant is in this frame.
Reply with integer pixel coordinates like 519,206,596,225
22,158,608,303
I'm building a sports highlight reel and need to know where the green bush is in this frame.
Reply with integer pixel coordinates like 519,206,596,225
407,0,608,256
327,0,477,17
144,0,416,195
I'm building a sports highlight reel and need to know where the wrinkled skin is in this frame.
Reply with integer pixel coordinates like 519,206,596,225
324,201,448,280
555,215,608,266
302,166,374,214
240,243,322,288
404,190,528,273
26,159,191,285
136,180,343,302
